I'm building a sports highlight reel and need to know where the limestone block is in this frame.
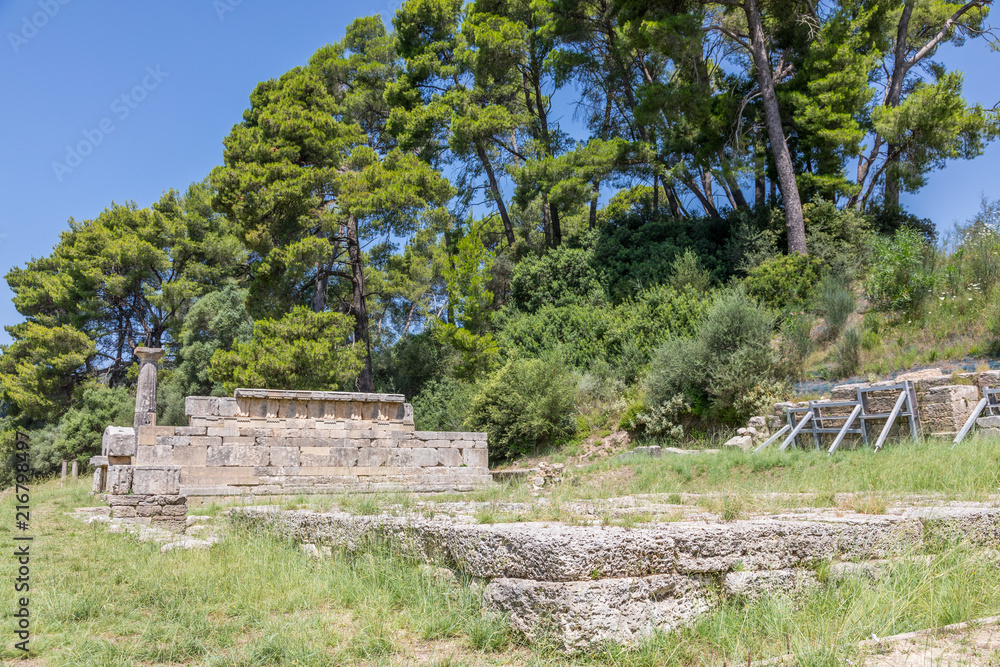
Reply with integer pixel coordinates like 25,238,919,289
269,446,300,467
190,436,223,448
218,398,239,417
150,516,186,533
107,466,133,494
723,569,820,599
102,426,136,457
136,445,174,465
136,504,162,517
436,448,463,467
112,505,136,518
107,494,140,506
357,447,391,467
484,575,711,650
208,427,241,438
91,467,105,494
723,435,753,450
161,504,188,516
976,370,1000,390
462,448,488,468
976,416,1000,428
172,446,208,467
89,455,109,467
132,466,181,495
185,396,219,418
207,445,269,468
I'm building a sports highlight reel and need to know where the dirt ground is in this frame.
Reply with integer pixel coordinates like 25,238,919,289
861,623,1000,666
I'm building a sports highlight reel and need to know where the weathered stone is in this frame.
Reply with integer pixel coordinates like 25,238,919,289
723,435,754,450
206,445,269,468
269,446,300,467
102,426,137,457
161,539,212,552
723,569,820,599
133,347,164,431
132,466,181,495
484,575,710,650
107,466,133,494
112,506,136,518
136,445,174,465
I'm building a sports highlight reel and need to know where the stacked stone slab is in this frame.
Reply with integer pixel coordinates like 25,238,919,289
231,503,1000,650
94,387,491,497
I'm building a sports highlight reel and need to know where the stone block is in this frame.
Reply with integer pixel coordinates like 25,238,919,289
136,445,174,465
976,416,1000,429
175,426,207,436
132,466,181,495
161,504,188,516
150,516,186,533
723,435,753,451
102,426,136,457
218,398,239,417
107,494,139,506
89,455,109,467
136,504,162,517
172,446,208,467
155,436,191,447
977,370,1000,390
190,436,223,447
723,569,820,600
137,426,157,446
107,466,133,494
185,396,219,418
269,446,300,467
437,448,463,467
462,448,488,468
357,447,391,467
112,505,136,518
208,427,241,438
207,445,269,467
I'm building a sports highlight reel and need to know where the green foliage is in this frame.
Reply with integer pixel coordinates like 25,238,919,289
51,383,133,468
814,274,856,340
509,245,604,313
834,327,863,377
865,228,937,313
667,249,713,293
465,358,577,462
779,312,816,379
802,200,871,274
443,222,495,332
412,377,475,432
954,197,1000,293
494,304,613,370
635,394,691,440
161,285,253,425
0,323,95,423
743,254,824,310
427,320,499,382
209,307,365,394
643,289,781,425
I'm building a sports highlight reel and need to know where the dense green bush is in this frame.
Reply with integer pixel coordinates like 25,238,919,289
412,378,476,432
493,304,613,370
464,358,577,462
864,228,937,313
955,197,1000,293
802,200,871,272
743,253,824,310
509,245,604,313
667,249,713,292
610,285,711,367
778,312,815,379
642,289,781,425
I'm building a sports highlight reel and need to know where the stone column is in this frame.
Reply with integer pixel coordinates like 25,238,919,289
133,347,164,431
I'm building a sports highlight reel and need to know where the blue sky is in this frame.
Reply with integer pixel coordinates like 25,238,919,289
0,0,997,345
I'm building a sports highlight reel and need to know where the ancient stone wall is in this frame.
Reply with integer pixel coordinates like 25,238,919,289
96,387,491,497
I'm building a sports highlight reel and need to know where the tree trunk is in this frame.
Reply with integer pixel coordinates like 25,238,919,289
476,144,516,245
744,0,807,254
346,214,373,392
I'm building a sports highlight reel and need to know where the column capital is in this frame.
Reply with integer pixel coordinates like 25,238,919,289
135,346,165,363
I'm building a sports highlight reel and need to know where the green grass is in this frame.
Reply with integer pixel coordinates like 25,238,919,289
3,437,1000,665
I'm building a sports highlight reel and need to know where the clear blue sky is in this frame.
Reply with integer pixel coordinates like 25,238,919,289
0,0,997,345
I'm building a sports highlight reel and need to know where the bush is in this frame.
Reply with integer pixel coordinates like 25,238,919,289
667,249,713,293
642,288,780,425
493,304,613,370
778,312,815,378
814,274,856,340
464,358,577,462
864,228,937,314
743,253,824,310
412,378,476,432
955,197,1000,293
834,327,863,377
802,200,871,272
635,394,690,440
509,245,604,313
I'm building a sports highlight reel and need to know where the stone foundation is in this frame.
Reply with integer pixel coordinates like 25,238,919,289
107,493,188,532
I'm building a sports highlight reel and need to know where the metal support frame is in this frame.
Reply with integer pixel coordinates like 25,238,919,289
753,424,791,454
808,400,865,453
953,386,1000,446
856,382,920,444
827,403,863,454
779,409,813,451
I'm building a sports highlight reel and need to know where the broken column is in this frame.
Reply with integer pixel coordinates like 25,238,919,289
134,346,164,431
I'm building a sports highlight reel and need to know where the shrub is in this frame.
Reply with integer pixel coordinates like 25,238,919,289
802,199,871,271
509,245,604,313
636,394,690,440
778,312,815,378
955,197,1000,293
493,304,612,370
667,249,713,293
464,358,577,462
609,284,711,371
864,228,936,314
743,253,824,310
643,289,780,425
412,378,476,432
815,274,856,340
834,327,863,377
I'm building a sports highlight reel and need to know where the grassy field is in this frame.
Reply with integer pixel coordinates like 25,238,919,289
2,435,1000,666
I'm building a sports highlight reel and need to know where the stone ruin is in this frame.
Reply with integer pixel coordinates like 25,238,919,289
725,367,1000,450
89,347,493,529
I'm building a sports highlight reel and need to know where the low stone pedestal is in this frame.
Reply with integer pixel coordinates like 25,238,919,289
107,494,188,532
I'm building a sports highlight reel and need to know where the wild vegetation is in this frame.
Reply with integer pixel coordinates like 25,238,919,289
1,0,999,482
